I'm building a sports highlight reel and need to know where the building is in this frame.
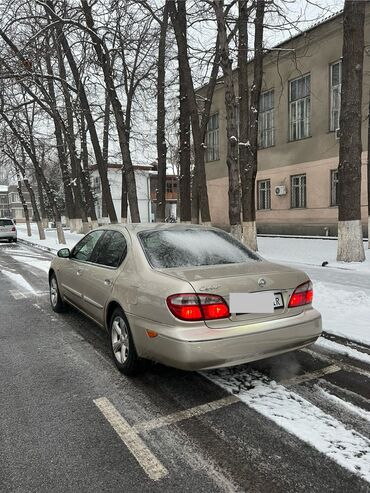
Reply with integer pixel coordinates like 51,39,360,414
149,174,178,219
91,164,178,223
0,185,10,218
200,7,370,236
0,185,33,222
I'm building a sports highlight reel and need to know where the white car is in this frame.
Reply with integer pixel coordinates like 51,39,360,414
0,218,17,243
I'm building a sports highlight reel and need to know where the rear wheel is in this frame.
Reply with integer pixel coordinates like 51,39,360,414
110,308,142,375
49,274,66,313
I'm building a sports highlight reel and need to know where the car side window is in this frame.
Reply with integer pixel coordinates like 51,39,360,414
71,230,105,262
91,230,127,268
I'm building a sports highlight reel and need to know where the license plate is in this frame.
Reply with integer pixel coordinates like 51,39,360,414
229,292,284,314
273,293,284,309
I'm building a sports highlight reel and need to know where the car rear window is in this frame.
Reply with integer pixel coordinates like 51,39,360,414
0,219,13,226
138,229,260,269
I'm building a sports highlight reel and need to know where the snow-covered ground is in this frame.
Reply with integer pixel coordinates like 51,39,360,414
14,224,370,346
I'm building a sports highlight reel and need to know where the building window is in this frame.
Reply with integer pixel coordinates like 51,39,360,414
330,61,342,132
259,90,275,148
257,180,271,210
166,179,178,194
10,192,18,203
92,176,101,194
206,113,219,162
291,174,306,208
289,74,310,141
330,169,338,206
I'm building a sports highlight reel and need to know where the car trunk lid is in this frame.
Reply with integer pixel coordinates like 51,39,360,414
161,261,308,328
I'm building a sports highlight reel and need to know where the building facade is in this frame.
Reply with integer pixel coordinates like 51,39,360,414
201,8,370,236
0,185,33,222
91,165,178,223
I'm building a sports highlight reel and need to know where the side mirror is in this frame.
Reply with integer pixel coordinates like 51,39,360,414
57,248,71,258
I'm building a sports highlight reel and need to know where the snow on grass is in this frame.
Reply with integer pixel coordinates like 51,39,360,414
258,236,370,273
313,281,370,347
205,367,370,483
316,338,370,366
1,269,36,293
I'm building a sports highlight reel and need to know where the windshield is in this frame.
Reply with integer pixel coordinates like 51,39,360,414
138,229,260,269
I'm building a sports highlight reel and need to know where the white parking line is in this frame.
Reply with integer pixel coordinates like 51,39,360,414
133,395,239,433
9,290,27,300
279,364,341,386
93,397,168,481
302,347,370,379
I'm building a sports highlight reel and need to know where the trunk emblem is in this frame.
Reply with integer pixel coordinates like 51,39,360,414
258,278,266,287
199,285,221,291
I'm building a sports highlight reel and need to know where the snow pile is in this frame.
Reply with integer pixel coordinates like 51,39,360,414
205,366,370,483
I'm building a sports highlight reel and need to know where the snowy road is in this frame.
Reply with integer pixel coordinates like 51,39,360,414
1,241,370,492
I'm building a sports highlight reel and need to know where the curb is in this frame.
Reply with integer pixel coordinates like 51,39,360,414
18,238,58,255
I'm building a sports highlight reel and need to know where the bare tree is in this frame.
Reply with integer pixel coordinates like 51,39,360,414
213,0,241,238
240,0,265,250
337,0,366,262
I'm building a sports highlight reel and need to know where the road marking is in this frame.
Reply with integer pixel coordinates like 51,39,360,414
279,364,341,386
133,395,239,433
302,347,370,379
94,397,168,481
9,289,27,300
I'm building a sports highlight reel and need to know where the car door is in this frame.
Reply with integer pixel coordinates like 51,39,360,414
58,230,105,308
80,230,128,325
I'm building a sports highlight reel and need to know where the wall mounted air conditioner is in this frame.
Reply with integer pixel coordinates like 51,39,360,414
335,128,340,140
274,185,287,196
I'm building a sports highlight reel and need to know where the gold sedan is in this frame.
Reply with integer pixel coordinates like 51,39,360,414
49,224,322,375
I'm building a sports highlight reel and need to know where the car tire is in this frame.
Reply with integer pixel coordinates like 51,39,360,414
7,238,12,243
49,273,66,313
109,308,142,376
14,238,17,243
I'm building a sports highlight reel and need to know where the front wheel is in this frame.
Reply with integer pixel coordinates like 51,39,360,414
110,308,142,375
49,274,66,313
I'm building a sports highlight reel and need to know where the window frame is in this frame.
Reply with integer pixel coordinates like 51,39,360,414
288,74,311,142
89,230,128,269
329,61,342,132
258,90,275,149
70,230,106,264
290,174,307,209
330,169,339,207
206,113,220,162
257,179,271,210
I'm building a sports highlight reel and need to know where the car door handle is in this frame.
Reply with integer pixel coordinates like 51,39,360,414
104,279,112,286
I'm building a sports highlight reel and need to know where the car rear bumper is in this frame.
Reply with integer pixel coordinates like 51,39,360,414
0,231,16,240
131,308,322,371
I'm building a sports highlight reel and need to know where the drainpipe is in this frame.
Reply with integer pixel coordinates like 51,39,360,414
147,173,151,223
367,98,370,248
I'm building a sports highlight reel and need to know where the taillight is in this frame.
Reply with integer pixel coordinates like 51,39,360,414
11,226,16,232
288,281,313,308
167,293,230,321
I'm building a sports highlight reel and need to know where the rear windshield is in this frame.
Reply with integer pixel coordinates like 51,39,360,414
0,219,13,226
138,229,260,269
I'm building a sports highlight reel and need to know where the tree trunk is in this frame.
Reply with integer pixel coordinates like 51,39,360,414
46,1,117,224
155,1,169,222
241,0,265,251
79,114,98,228
337,0,366,262
169,1,211,224
16,173,31,236
179,64,191,223
213,0,241,239
81,0,140,223
368,99,370,249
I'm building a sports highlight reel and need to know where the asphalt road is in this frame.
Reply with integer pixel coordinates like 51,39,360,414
0,241,369,493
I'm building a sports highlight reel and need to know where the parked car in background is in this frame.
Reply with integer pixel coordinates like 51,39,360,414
49,224,322,375
0,218,17,243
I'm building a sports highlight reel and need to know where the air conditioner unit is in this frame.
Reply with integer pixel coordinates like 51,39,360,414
335,128,340,140
274,185,287,196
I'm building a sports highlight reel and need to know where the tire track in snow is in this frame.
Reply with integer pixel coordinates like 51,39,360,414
204,367,370,483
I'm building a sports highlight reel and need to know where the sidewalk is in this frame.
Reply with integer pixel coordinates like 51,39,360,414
16,223,370,347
